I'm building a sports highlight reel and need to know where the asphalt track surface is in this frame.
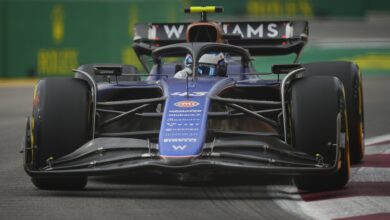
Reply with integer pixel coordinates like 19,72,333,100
0,76,390,220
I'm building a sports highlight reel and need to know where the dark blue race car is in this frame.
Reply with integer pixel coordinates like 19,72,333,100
23,6,365,191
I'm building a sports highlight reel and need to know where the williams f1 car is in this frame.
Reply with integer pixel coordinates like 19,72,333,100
23,6,365,191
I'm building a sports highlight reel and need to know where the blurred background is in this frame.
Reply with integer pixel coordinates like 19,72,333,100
0,0,389,77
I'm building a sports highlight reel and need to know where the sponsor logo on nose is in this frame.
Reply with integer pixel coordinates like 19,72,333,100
172,145,187,150
174,100,199,108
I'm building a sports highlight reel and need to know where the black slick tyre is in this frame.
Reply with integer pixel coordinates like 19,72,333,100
290,76,350,191
30,77,91,190
303,61,364,163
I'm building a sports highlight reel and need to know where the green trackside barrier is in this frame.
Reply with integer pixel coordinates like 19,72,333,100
0,1,4,76
192,0,390,18
1,0,390,78
302,47,390,75
1,1,186,78
253,46,390,77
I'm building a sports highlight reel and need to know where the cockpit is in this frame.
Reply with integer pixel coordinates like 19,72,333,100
148,42,255,80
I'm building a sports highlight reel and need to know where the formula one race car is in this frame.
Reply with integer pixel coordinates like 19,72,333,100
22,6,365,191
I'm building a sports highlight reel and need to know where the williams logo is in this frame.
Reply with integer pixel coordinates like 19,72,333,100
174,100,199,108
151,22,284,40
172,145,187,151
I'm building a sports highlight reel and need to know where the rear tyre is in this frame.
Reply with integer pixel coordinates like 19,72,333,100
303,62,364,163
30,78,91,190
290,76,350,191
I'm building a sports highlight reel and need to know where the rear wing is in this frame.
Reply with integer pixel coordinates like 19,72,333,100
133,21,308,57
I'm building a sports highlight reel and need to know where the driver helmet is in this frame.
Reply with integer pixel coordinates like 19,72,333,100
197,52,226,77
184,54,193,68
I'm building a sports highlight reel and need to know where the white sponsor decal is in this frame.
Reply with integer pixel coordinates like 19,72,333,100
174,100,199,108
164,25,184,39
167,118,200,122
285,23,293,38
232,24,244,38
168,113,198,117
222,23,279,39
172,145,187,150
247,24,263,38
169,109,202,113
166,128,199,132
160,24,280,39
267,23,278,37
163,138,197,143
148,25,157,39
154,23,282,40
171,91,208,97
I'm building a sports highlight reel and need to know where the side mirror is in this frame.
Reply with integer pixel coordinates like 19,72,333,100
93,65,122,76
272,64,302,74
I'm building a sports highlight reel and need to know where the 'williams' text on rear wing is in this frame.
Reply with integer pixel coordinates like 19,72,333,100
133,21,308,56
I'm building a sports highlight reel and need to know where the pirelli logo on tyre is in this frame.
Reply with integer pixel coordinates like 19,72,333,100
174,100,199,108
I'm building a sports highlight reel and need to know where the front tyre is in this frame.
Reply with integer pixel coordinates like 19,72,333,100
303,62,364,163
29,78,92,190
289,76,350,191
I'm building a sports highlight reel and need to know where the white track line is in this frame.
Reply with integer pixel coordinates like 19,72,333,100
351,167,390,182
364,144,390,155
365,134,390,146
298,196,390,220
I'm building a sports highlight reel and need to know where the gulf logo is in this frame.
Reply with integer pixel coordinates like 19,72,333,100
174,100,199,108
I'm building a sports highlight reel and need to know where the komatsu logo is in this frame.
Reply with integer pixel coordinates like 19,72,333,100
174,100,199,108
172,145,187,150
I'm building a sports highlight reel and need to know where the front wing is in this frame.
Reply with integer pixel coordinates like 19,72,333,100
24,135,341,177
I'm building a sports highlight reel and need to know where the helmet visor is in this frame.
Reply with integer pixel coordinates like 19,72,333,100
197,64,216,76
184,54,193,68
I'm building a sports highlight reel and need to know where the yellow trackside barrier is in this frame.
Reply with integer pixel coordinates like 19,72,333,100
0,79,37,87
